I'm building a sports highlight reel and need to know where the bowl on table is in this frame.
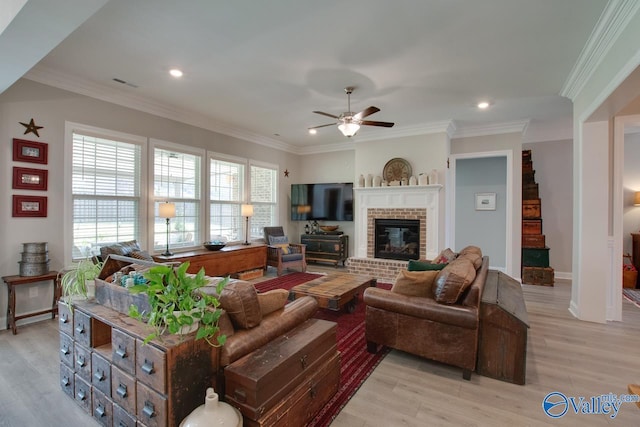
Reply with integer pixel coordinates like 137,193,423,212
319,225,339,232
203,242,226,251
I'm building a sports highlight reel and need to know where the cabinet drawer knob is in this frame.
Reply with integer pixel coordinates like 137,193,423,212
309,381,317,398
142,401,155,418
77,389,86,401
60,314,68,324
300,354,308,369
116,383,128,398
115,345,127,359
60,345,70,356
94,404,106,418
75,324,85,334
76,355,85,367
61,376,70,387
141,359,154,375
94,369,105,382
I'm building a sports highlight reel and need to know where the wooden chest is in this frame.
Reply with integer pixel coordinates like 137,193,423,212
522,199,541,219
225,319,338,422
522,234,545,248
522,219,542,235
522,171,536,184
243,353,340,427
522,183,539,200
522,266,554,286
477,270,529,385
522,247,550,267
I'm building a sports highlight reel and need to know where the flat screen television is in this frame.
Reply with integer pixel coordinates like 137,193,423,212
291,183,354,221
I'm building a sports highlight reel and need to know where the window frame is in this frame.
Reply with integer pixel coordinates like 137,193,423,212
64,122,148,265
248,159,279,240
149,139,205,254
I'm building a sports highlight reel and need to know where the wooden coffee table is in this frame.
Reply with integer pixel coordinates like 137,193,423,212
289,273,377,313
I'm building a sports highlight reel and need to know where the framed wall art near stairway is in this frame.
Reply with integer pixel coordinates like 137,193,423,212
12,195,47,217
12,138,48,164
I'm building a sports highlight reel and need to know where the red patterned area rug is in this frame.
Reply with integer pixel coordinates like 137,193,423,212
254,272,391,427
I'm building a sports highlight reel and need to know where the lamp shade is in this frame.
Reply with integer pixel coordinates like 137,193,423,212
159,202,176,218
338,122,360,137
241,204,254,217
635,192,640,206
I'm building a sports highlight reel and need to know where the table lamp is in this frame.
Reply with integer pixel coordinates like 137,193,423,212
159,202,176,256
241,204,254,245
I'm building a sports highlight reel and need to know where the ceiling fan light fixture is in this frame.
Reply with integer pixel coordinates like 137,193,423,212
338,122,360,137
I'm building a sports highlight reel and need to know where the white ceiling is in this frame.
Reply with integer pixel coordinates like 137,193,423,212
2,0,611,152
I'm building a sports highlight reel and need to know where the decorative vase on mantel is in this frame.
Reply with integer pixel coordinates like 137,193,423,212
180,387,242,427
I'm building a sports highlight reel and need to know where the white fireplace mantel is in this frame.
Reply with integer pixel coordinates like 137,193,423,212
353,185,442,260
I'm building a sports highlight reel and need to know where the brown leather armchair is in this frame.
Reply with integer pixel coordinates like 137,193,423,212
263,226,307,276
364,256,489,380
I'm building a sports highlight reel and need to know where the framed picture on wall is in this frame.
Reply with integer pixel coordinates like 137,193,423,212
12,195,48,217
12,167,48,191
12,138,48,164
475,192,496,211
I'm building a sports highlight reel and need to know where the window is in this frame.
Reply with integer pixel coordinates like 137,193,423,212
210,157,245,242
71,132,143,259
250,163,277,239
153,145,202,252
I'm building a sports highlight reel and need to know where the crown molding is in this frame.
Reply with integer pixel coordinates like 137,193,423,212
560,0,640,100
24,64,299,153
452,120,529,139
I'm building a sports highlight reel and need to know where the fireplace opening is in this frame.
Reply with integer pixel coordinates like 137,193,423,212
374,219,420,261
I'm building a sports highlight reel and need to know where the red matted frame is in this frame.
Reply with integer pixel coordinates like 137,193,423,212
13,138,48,164
12,195,48,217
12,167,48,191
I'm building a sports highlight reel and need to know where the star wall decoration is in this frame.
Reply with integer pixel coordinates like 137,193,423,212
20,118,43,137
284,169,290,177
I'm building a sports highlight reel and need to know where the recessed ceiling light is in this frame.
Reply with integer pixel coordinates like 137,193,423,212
169,69,183,78
477,101,490,109
308,129,317,135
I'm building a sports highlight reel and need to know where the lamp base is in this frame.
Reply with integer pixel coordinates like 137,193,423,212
162,250,174,256
242,241,251,246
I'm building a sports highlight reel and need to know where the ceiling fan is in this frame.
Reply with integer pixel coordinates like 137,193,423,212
309,87,395,137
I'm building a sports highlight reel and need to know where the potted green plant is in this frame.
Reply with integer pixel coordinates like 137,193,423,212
128,261,228,346
60,257,104,305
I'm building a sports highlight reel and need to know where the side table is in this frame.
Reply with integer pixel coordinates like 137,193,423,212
2,271,60,334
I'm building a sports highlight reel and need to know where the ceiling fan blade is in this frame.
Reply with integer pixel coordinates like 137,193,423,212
354,106,380,120
308,123,336,130
313,111,339,119
361,120,395,128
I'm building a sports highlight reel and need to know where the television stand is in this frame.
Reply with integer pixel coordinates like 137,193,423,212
301,234,348,266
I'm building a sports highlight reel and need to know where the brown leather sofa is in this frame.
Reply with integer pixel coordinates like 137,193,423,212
364,255,489,380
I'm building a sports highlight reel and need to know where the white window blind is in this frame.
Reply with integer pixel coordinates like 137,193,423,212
210,158,245,242
72,133,142,259
250,164,277,239
153,148,201,252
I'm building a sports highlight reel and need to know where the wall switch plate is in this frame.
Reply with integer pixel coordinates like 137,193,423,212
29,287,38,298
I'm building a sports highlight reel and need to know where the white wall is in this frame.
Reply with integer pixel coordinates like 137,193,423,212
523,139,573,277
0,78,300,329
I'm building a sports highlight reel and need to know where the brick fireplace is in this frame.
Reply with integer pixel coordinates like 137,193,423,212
348,185,442,282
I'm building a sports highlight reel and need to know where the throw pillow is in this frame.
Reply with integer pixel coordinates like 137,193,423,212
432,257,477,304
269,235,291,254
407,259,448,271
456,252,482,270
219,281,262,329
458,245,482,258
391,270,439,297
129,250,154,261
432,248,457,264
257,289,289,316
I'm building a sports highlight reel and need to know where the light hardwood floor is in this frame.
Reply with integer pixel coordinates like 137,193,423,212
2,267,640,426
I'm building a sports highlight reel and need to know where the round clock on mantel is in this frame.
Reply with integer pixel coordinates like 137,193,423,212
383,157,412,182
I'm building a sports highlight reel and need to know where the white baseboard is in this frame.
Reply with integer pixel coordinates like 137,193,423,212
554,271,572,280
